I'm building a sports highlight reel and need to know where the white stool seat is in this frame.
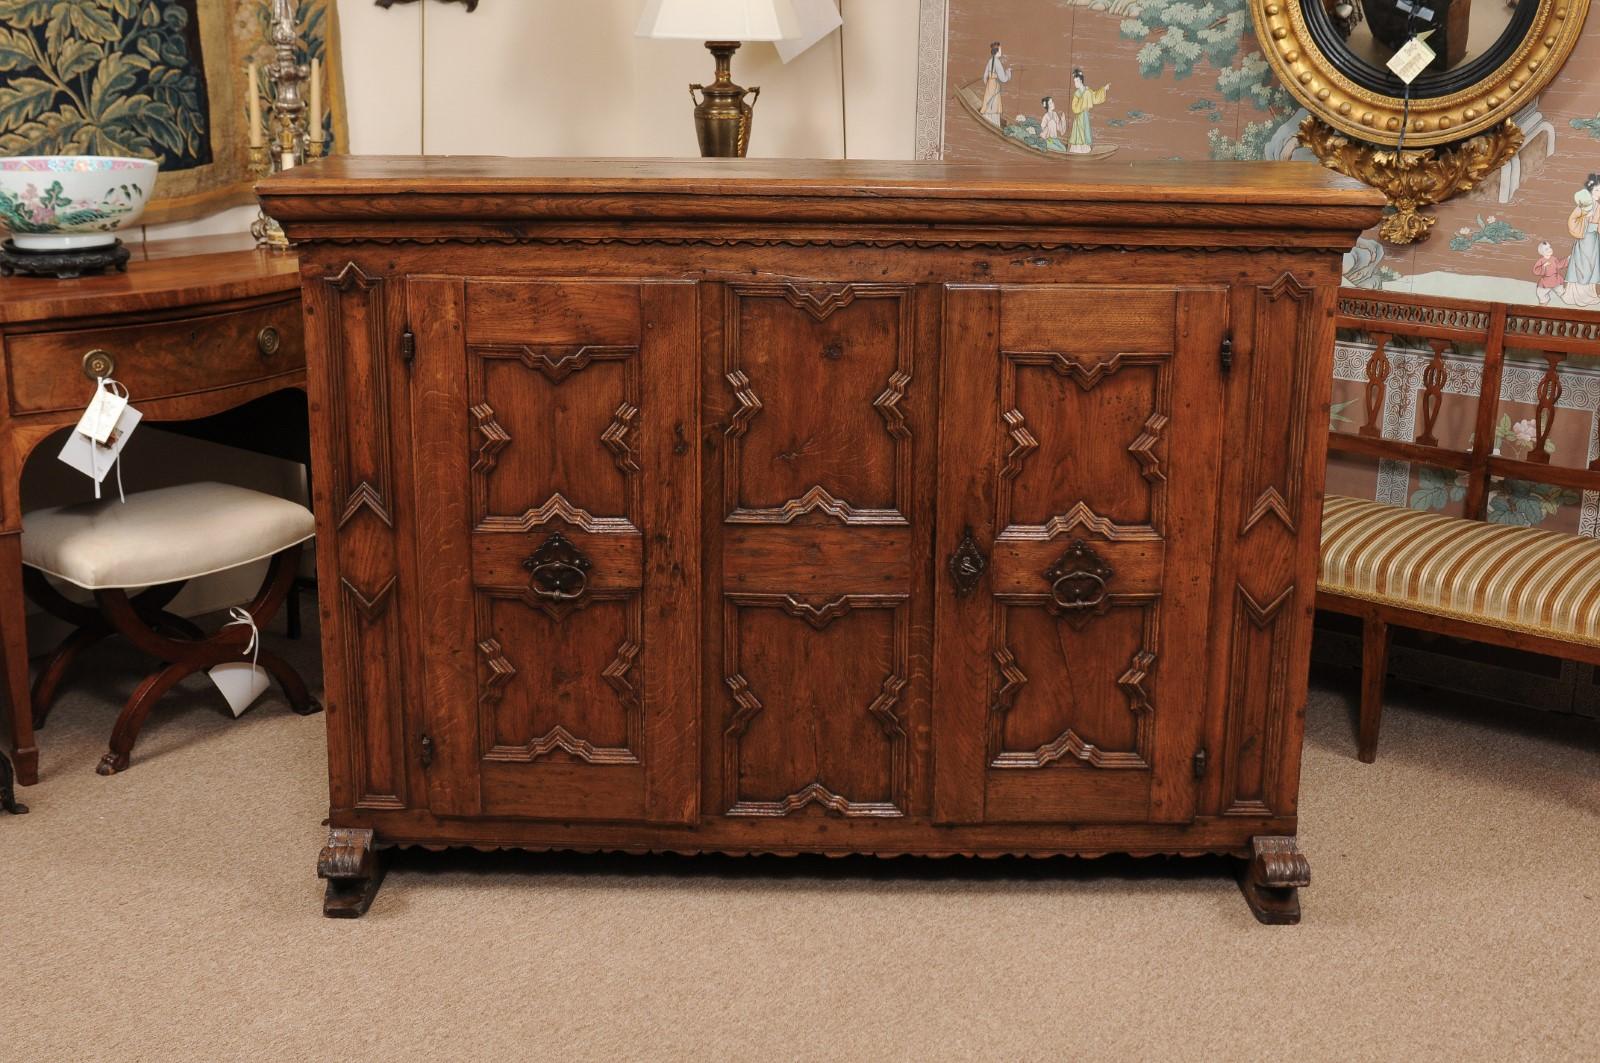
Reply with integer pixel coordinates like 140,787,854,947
22,481,315,591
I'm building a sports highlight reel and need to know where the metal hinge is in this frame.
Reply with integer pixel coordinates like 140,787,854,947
1193,747,1208,779
1219,334,1234,374
419,733,434,769
400,327,416,366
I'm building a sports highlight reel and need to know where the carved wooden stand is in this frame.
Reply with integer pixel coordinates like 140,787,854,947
1237,836,1310,925
318,827,386,917
0,239,131,279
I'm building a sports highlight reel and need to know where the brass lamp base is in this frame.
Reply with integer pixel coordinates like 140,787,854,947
690,41,760,158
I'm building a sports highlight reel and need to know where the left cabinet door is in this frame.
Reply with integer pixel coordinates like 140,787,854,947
408,278,700,824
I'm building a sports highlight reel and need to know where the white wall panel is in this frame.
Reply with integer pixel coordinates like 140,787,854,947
841,0,918,159
420,0,843,158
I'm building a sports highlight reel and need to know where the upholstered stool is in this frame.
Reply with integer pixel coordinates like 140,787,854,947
21,481,321,775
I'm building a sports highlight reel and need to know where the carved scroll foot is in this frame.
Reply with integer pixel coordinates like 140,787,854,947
318,827,387,918
0,751,27,815
1237,836,1309,925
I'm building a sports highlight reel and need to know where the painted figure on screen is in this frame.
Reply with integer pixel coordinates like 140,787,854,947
1564,175,1600,307
980,42,1012,126
1068,68,1109,154
1039,96,1067,145
1532,241,1569,305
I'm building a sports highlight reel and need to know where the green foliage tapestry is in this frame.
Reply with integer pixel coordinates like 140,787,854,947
0,0,347,226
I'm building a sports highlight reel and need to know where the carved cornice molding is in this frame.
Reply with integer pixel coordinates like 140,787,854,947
295,234,1339,255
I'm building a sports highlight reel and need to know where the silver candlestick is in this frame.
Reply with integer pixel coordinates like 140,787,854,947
249,0,327,250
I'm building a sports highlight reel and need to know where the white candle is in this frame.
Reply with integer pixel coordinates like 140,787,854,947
308,57,324,143
247,62,264,148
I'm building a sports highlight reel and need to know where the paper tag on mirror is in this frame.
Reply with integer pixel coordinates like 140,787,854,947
209,661,271,717
75,383,128,445
58,404,141,485
1387,34,1437,85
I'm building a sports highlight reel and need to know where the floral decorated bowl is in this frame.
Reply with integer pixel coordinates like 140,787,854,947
0,156,158,251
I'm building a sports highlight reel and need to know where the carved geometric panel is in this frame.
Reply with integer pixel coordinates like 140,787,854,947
999,350,1172,537
722,593,909,816
988,602,1158,771
476,595,642,765
724,283,915,525
468,342,639,526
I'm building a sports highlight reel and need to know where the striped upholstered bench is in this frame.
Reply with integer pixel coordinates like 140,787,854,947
1318,494,1600,762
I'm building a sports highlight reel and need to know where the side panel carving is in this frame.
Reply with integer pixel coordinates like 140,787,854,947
1221,584,1294,817
1239,274,1313,537
317,262,406,810
1214,273,1329,820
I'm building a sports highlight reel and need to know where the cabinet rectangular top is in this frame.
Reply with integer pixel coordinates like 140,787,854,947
257,156,1384,249
261,155,1380,207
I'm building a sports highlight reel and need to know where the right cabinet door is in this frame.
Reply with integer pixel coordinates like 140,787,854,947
933,285,1227,825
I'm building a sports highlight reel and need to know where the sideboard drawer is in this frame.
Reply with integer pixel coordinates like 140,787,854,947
5,297,305,415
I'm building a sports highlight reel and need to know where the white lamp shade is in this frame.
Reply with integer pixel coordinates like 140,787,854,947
635,0,803,42
773,0,842,63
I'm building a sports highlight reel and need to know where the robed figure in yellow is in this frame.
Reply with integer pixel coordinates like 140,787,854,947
1069,67,1109,154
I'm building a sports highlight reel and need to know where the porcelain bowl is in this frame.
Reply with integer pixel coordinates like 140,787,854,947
0,156,158,250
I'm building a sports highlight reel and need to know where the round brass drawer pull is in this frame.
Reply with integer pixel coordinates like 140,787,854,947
257,325,282,358
81,348,116,381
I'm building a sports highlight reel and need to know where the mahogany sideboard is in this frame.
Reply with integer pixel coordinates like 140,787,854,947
260,157,1383,922
0,236,307,785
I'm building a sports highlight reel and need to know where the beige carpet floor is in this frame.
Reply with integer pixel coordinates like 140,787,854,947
2,618,1596,1063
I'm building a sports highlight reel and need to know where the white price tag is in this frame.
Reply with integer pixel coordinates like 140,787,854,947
1387,34,1437,85
58,402,141,491
209,661,271,717
74,382,128,445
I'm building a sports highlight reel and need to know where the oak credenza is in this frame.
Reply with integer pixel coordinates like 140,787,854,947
259,157,1382,922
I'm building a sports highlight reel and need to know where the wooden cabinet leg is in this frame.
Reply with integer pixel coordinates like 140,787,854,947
1,750,28,815
0,531,39,786
1359,615,1391,764
1237,836,1309,925
318,827,387,918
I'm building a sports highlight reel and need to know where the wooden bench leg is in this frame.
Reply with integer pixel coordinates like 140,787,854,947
1359,615,1391,763
92,545,312,775
31,623,112,730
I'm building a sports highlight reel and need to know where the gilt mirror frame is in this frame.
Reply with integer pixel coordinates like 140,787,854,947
1251,0,1589,147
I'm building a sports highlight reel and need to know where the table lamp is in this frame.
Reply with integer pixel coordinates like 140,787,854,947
636,0,801,157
